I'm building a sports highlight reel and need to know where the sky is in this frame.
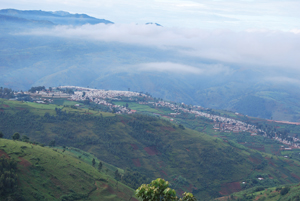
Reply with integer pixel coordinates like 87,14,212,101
1,0,300,30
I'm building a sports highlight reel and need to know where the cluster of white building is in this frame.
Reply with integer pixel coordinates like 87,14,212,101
274,137,300,149
28,86,300,149
60,86,146,114
146,100,300,149
152,100,259,134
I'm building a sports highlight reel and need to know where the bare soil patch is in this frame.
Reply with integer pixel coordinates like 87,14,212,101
219,182,241,195
160,170,168,177
144,146,159,156
291,173,300,181
132,158,141,167
18,157,31,167
131,144,139,151
2,104,10,108
0,150,10,158
248,156,263,165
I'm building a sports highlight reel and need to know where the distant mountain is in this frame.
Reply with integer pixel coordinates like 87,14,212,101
0,9,113,26
1,9,300,122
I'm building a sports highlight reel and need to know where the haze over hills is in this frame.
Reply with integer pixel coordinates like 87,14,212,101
1,9,300,122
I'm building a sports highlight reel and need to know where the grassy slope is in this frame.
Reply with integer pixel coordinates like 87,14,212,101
0,139,137,201
219,183,300,201
2,99,300,200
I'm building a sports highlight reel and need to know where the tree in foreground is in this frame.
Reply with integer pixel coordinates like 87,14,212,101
136,178,197,201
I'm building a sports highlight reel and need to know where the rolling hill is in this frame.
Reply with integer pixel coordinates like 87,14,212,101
0,138,137,201
1,98,300,200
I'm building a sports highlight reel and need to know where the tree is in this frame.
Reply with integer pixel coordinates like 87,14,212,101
49,140,56,147
98,162,103,171
136,178,197,201
22,135,29,142
12,132,20,140
136,178,177,201
0,131,3,138
92,158,96,167
115,170,122,181
178,124,185,130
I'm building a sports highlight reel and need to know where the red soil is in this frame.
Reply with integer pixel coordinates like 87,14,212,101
144,146,159,156
0,150,9,158
0,109,4,112
131,144,139,151
160,170,168,177
267,120,300,125
291,173,300,181
106,184,115,194
2,104,10,108
132,158,141,167
249,157,263,165
18,157,31,167
219,182,242,195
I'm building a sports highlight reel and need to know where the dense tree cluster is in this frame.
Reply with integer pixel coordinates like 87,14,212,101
0,157,22,199
0,87,14,99
28,86,45,93
121,170,150,189
0,110,43,138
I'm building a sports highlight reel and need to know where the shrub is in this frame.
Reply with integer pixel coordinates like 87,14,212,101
280,187,290,195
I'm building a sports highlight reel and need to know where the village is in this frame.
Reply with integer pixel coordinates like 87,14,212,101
24,86,300,149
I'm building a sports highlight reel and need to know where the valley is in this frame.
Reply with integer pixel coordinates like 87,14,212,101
1,86,300,200
1,6,300,201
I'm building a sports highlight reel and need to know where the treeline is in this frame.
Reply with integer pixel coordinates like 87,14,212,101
255,122,294,142
0,110,44,138
28,86,45,93
0,87,14,99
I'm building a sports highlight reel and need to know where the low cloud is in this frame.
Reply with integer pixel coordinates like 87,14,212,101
22,23,300,71
265,76,300,85
131,62,231,75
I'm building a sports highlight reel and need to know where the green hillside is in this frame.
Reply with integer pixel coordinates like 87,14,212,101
220,183,300,201
1,99,300,200
0,139,137,201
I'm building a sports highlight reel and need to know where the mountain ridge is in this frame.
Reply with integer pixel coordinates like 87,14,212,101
0,8,113,26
